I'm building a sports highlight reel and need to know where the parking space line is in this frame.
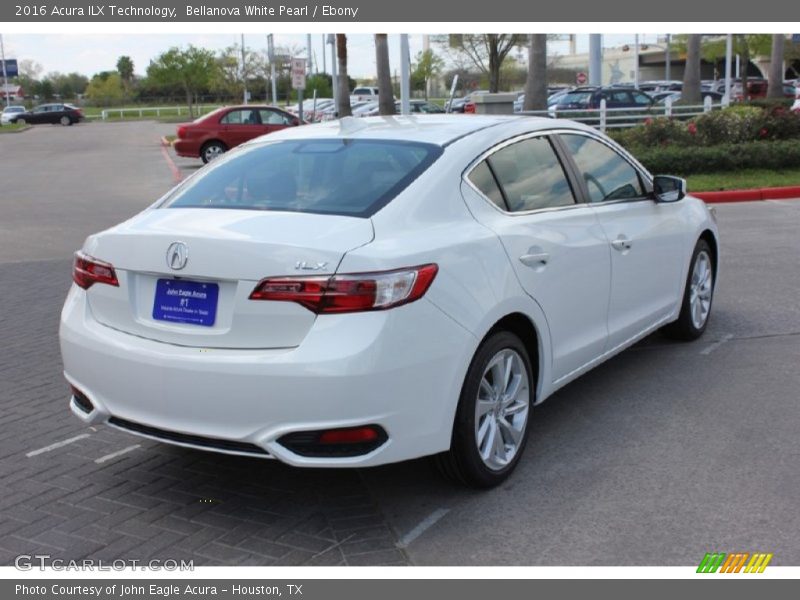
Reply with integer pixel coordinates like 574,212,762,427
159,142,183,184
700,333,733,355
26,434,91,457
94,444,141,464
397,508,450,548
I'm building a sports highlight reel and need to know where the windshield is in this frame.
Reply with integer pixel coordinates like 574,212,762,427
161,138,442,218
556,91,593,107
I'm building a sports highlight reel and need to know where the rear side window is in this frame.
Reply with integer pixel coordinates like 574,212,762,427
560,134,645,203
221,109,259,125
467,161,505,209
162,139,442,218
477,137,575,212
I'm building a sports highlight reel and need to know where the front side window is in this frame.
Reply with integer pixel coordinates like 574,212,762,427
469,136,576,212
560,134,645,203
161,139,442,218
221,109,259,125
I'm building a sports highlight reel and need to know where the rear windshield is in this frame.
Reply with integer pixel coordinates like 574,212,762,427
161,138,442,217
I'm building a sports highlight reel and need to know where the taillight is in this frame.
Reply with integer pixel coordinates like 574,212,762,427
73,251,119,289
249,264,438,314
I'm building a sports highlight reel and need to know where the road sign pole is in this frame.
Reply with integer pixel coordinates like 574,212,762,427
0,34,9,108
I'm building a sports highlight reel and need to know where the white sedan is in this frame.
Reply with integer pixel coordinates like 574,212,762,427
60,115,719,487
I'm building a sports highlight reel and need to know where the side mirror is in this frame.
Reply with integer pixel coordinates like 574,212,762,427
653,175,686,203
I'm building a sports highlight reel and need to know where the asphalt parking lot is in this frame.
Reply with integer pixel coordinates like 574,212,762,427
0,121,798,567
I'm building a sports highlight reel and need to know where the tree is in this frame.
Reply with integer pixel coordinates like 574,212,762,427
682,34,702,105
147,45,217,117
44,72,88,99
335,34,352,117
412,49,444,99
523,34,548,111
116,56,134,83
767,34,785,99
85,72,125,105
374,34,394,115
442,34,526,92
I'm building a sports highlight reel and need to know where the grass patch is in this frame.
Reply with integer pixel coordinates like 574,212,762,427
686,168,800,192
163,134,177,144
0,122,30,133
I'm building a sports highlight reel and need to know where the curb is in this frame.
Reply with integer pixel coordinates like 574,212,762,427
694,185,800,203
0,124,32,134
159,136,173,147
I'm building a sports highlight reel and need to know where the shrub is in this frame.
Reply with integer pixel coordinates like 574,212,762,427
631,140,800,176
611,117,694,148
691,105,764,145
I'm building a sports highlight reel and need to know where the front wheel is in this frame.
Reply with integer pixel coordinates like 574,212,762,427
434,331,533,488
662,239,715,340
16,118,26,125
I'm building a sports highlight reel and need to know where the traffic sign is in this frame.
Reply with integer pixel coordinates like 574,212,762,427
291,58,307,90
576,71,587,85
1,59,18,77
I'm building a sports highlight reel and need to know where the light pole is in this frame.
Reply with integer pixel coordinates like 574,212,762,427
0,34,9,108
665,34,671,81
327,34,338,114
724,34,733,105
241,33,248,104
634,34,640,88
267,34,277,104
400,34,410,115
589,34,602,86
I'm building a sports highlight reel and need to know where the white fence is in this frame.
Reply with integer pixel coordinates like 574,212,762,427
98,105,220,120
519,96,725,133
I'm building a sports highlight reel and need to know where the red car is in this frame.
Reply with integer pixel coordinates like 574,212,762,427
173,105,301,163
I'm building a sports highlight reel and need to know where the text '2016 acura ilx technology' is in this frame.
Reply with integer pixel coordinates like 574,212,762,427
60,115,719,487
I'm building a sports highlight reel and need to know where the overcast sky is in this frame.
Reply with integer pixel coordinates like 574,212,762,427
1,33,658,79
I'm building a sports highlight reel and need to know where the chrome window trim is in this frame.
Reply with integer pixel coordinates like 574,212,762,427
462,129,586,218
462,127,655,217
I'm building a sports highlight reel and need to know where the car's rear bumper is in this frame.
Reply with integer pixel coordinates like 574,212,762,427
173,138,199,158
59,285,475,467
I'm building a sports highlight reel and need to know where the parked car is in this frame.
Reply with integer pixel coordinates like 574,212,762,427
7,103,84,126
654,91,724,105
515,87,572,113
1,105,26,125
173,105,301,163
286,98,334,122
61,115,718,487
550,86,654,111
351,86,381,102
451,90,489,114
639,80,683,93
359,100,445,117
706,78,795,101
793,82,800,112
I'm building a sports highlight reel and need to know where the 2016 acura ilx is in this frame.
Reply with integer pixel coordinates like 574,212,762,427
59,115,719,487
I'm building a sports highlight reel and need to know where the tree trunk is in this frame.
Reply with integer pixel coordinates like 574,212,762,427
488,36,500,93
336,34,352,117
682,34,702,105
375,34,395,115
185,88,194,118
767,34,785,100
523,34,548,111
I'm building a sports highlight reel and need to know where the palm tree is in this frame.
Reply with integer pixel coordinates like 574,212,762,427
767,34,785,99
522,34,548,111
335,34,352,117
375,34,395,115
682,34,702,104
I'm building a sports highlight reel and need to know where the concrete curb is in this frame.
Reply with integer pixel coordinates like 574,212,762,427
694,186,800,203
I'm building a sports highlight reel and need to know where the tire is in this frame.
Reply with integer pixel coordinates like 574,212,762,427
16,118,26,125
433,330,534,488
60,115,72,126
662,239,715,341
201,141,227,164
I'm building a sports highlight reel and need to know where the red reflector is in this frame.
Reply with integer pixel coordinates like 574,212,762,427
249,264,438,314
73,251,119,290
318,427,381,445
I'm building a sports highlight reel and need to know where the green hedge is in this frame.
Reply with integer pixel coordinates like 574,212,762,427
633,140,800,176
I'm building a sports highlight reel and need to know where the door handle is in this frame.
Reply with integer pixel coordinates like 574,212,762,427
519,252,550,267
611,237,632,252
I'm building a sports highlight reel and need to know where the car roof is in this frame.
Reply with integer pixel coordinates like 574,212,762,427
247,115,588,147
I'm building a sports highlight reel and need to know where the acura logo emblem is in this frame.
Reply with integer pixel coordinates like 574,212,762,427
166,242,189,270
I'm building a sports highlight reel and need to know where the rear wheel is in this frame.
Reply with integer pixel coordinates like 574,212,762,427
201,141,227,164
60,115,72,126
662,239,715,340
434,331,533,488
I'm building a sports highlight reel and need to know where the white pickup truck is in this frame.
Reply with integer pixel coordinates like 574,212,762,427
351,86,381,102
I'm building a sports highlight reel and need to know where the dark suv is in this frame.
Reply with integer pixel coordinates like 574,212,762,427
551,86,654,111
